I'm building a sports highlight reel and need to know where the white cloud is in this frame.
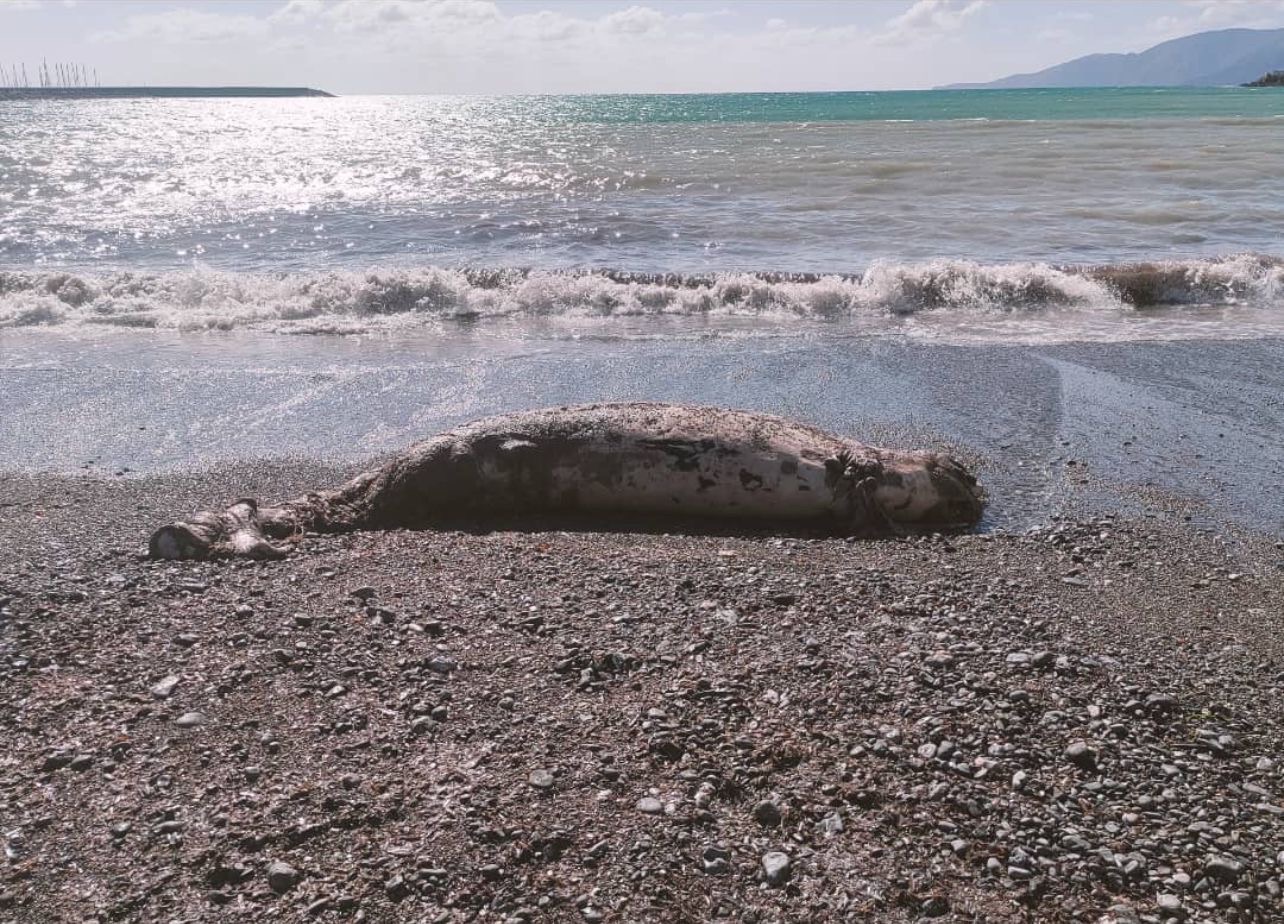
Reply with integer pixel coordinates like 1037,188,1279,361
877,0,987,45
601,5,666,35
509,9,586,43
0,0,42,11
270,0,326,25
1148,0,1284,36
95,9,270,44
326,0,502,34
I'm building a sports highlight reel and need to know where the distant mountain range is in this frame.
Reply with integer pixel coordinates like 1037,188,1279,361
942,27,1284,89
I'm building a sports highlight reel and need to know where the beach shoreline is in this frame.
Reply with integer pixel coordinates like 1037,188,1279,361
4,331,1282,538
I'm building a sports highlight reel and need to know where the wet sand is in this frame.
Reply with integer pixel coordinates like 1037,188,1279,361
4,332,1283,534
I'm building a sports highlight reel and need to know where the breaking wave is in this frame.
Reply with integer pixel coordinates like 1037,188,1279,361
1,255,1280,334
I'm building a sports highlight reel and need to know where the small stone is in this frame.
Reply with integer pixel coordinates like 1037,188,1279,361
924,651,955,670
917,743,938,760
325,683,347,698
752,800,782,827
529,769,555,790
818,812,844,836
636,797,663,815
761,851,791,887
1109,904,1141,924
1204,856,1243,883
1065,740,1098,770
173,633,198,648
922,897,949,918
110,822,131,838
385,874,409,898
175,712,208,727
155,820,184,835
41,752,73,771
150,675,180,699
426,656,457,674
68,754,94,772
349,586,377,601
267,861,300,893
1156,893,1185,918
1031,651,1055,669
701,846,731,875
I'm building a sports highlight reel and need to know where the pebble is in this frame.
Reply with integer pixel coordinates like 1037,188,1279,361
1109,904,1141,924
174,711,208,727
752,799,781,827
1156,893,1185,918
1065,740,1098,770
636,797,663,815
1204,856,1243,883
921,897,949,918
924,650,955,669
149,675,180,699
701,846,731,875
41,753,73,771
267,861,300,893
761,851,791,887
529,769,555,790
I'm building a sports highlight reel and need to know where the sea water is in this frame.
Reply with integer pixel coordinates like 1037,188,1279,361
1,88,1282,338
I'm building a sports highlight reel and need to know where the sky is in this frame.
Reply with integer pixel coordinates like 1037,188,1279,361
2,0,1284,93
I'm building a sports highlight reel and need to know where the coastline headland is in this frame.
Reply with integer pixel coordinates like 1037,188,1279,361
0,86,333,100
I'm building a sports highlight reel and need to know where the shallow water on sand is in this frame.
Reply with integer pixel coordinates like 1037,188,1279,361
4,330,1281,536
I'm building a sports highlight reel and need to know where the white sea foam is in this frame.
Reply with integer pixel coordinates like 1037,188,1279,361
0,256,1279,335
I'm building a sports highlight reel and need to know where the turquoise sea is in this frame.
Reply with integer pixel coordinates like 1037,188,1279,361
471,86,1284,123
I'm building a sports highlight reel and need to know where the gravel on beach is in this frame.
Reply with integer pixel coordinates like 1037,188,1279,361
1,469,1282,923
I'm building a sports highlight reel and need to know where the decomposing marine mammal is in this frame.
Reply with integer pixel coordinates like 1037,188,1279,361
148,402,984,559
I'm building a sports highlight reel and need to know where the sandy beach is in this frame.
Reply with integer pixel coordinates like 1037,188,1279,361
1,460,1282,922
